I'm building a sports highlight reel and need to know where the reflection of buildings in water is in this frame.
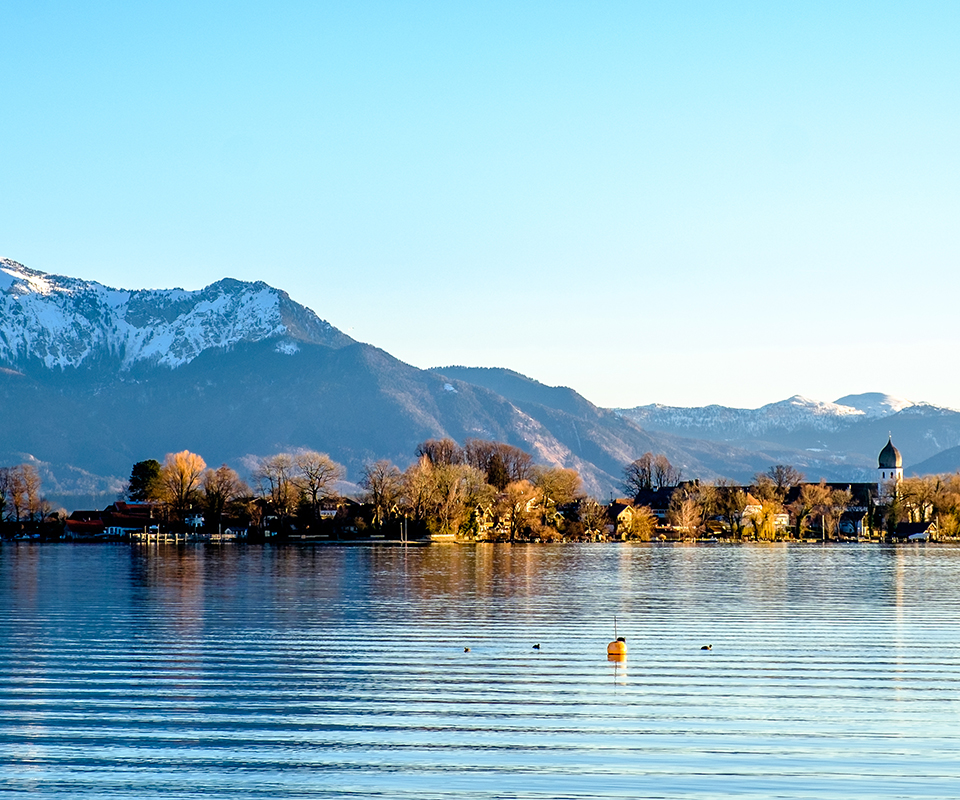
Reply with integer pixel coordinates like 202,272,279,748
893,545,905,614
131,544,206,634
474,541,495,598
892,545,906,691
7,543,41,611
130,546,208,708
741,542,790,606
399,543,542,612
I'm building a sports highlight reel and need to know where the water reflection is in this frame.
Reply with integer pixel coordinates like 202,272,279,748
2,542,960,799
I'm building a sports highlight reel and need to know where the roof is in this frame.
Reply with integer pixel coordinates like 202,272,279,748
878,436,902,469
607,501,634,519
632,487,677,510
892,521,936,538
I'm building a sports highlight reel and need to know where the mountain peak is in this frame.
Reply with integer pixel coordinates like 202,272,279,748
0,258,59,296
833,393,916,418
0,258,353,372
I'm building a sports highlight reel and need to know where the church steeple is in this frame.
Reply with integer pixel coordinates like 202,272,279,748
877,435,902,499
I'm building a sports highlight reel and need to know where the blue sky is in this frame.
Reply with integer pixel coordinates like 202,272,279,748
2,2,958,409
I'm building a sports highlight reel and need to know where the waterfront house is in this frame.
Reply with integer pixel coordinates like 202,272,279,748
891,520,938,542
65,501,161,540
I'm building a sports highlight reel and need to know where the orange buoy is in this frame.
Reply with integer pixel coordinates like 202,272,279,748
607,636,627,657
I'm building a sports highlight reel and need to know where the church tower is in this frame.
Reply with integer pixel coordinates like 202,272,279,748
877,436,902,500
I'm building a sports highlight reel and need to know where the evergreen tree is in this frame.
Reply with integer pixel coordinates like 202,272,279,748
127,460,161,502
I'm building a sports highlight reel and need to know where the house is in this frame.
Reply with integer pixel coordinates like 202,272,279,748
838,510,868,537
65,501,161,540
64,510,107,540
607,499,636,539
740,493,790,533
891,521,938,542
631,487,677,523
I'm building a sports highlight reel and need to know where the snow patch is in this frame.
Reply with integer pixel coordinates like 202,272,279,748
276,341,300,355
1,263,57,295
443,383,458,393
0,260,314,371
833,392,916,418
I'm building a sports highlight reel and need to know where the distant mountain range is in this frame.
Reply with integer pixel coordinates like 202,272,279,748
616,394,960,480
3,257,960,509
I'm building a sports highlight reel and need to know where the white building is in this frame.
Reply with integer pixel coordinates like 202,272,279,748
877,436,903,500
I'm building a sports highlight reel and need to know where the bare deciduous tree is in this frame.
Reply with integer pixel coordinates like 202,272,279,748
360,460,404,528
159,451,207,519
1,464,42,524
495,479,538,541
578,498,608,539
623,453,654,496
653,454,681,489
714,479,748,538
416,438,464,467
767,464,804,499
788,481,830,538
622,505,657,541
899,476,939,523
294,450,344,520
402,456,439,525
824,487,854,539
668,488,703,537
253,453,299,522
202,464,249,525
748,497,782,540
464,439,533,488
0,467,8,522
531,466,583,521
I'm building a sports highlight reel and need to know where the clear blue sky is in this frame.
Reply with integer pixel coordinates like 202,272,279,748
3,2,958,409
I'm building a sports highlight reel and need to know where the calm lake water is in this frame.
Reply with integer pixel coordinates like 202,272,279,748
2,542,960,799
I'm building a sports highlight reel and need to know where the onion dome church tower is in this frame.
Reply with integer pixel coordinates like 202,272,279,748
877,436,903,500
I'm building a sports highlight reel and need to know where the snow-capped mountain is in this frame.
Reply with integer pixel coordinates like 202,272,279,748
833,393,923,418
5,257,960,508
0,259,352,372
3,258,707,505
618,393,957,439
619,395,865,438
615,392,960,482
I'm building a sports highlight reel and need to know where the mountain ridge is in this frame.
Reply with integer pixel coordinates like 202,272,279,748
0,258,352,374
4,258,960,508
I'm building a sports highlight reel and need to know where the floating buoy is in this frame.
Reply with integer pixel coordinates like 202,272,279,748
607,636,627,657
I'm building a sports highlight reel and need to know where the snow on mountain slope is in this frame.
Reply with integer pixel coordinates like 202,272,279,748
618,392,960,441
836,392,956,419
618,394,867,437
0,258,351,371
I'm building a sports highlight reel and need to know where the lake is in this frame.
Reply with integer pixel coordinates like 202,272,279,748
2,542,959,799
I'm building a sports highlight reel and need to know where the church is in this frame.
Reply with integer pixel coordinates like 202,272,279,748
877,435,903,499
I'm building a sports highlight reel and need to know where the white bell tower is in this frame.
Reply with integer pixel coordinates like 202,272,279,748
877,435,902,500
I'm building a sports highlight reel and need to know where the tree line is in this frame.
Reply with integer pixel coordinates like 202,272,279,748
119,438,586,540
0,464,50,528
125,449,343,534
358,438,584,541
619,455,960,540
618,457,865,540
8,443,960,542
